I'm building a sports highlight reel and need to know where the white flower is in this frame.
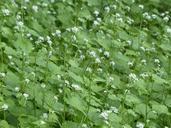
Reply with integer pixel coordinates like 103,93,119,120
140,73,149,79
143,12,151,20
10,62,15,65
15,87,20,92
109,76,114,82
164,126,169,128
125,6,131,12
98,48,103,53
93,20,100,26
104,120,109,125
48,51,52,57
127,40,132,45
64,80,69,85
104,6,110,13
25,0,30,2
2,9,10,16
154,59,160,63
136,122,144,128
57,75,61,80
138,5,144,9
40,120,46,125
151,14,157,19
141,59,146,65
71,27,79,33
95,58,101,64
26,33,31,37
71,35,77,42
17,21,24,27
140,47,146,52
115,13,121,17
110,61,115,67
42,3,48,7
89,51,96,57
58,89,63,93
86,67,92,73
94,10,99,16
43,113,48,119
25,79,30,84
1,104,8,110
80,55,85,60
129,73,138,82
166,27,171,34
84,38,88,43
51,0,55,3
82,124,88,128
71,84,82,91
96,17,101,22
38,36,44,42
117,18,123,22
41,83,46,88
31,72,35,77
55,30,61,37
54,96,58,101
47,36,51,40
47,40,52,45
32,5,38,12
161,13,165,17
128,61,133,66
163,16,169,22
104,51,110,58
16,15,21,20
127,17,134,24
110,106,118,113
111,5,117,10
23,93,29,99
0,72,6,77
97,68,103,72
100,111,109,120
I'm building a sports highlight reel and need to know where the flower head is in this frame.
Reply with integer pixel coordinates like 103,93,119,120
2,104,8,110
2,9,10,16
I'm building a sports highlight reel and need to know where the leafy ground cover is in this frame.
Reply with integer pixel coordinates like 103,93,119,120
0,0,171,128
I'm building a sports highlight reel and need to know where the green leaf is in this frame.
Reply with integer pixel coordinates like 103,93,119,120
14,36,33,54
0,120,9,128
62,121,78,128
65,94,87,114
5,71,20,88
165,95,171,107
134,103,150,116
152,74,167,85
1,27,13,38
159,43,171,52
87,0,102,6
125,94,141,106
152,104,169,114
78,8,92,20
68,71,83,83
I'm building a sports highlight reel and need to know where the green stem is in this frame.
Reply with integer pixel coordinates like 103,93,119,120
33,52,37,116
0,48,3,71
3,110,6,120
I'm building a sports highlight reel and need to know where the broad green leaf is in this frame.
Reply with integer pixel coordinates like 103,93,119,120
0,120,9,128
5,71,20,88
14,36,33,54
134,103,150,116
65,94,87,114
68,71,83,83
152,104,169,114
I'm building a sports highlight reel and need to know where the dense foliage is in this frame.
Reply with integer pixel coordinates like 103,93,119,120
0,0,171,128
